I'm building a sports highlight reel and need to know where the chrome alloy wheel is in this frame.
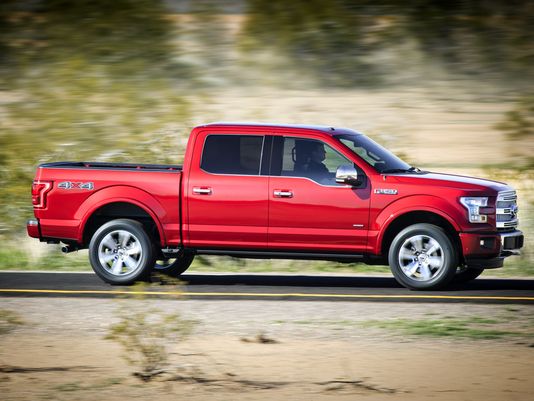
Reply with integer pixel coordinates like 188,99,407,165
398,234,444,282
98,230,143,276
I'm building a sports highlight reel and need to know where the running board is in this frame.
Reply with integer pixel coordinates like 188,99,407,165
195,249,365,263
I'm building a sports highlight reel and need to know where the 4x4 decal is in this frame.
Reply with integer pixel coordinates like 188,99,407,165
58,181,94,190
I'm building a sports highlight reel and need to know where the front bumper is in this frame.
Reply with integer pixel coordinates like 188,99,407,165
27,219,40,239
460,230,524,269
500,230,524,255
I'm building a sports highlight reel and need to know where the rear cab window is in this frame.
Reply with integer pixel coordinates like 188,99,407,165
200,135,265,175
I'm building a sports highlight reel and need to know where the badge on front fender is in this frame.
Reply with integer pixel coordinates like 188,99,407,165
374,188,398,195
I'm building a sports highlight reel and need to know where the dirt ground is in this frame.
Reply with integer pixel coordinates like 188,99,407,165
1,298,533,401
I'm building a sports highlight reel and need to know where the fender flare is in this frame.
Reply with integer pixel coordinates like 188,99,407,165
75,185,167,245
374,195,462,254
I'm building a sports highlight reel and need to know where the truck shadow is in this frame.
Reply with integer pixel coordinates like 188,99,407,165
447,278,534,292
181,274,534,291
182,274,401,288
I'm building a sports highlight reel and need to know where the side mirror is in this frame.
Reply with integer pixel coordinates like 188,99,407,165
336,165,361,186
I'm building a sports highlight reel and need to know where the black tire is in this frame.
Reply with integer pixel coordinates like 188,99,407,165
153,252,195,277
388,223,458,290
453,266,484,284
89,219,155,285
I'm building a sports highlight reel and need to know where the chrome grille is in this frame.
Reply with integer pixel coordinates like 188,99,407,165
496,190,518,229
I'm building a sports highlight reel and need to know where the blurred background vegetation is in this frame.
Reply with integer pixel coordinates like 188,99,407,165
0,0,532,274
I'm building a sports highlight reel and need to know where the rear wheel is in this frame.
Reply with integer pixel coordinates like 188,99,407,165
89,219,155,285
153,252,194,277
388,223,458,290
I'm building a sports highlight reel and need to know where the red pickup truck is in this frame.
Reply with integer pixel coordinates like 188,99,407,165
27,123,524,290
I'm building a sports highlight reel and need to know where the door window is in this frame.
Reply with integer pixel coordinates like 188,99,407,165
275,137,354,186
201,135,264,175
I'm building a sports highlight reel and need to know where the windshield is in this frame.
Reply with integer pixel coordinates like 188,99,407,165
334,134,411,173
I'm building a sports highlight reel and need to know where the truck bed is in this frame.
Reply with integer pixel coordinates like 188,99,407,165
32,161,183,246
39,161,182,172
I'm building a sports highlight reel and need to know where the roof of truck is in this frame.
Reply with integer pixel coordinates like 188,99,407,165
198,122,361,136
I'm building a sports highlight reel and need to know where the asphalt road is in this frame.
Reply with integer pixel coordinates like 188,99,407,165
0,271,533,303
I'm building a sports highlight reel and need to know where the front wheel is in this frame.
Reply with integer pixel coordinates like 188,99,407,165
453,266,484,283
89,219,155,285
388,223,458,290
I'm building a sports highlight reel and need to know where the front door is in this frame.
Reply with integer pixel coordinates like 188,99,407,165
268,135,371,252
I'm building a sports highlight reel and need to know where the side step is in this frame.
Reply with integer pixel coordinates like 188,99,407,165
195,249,365,263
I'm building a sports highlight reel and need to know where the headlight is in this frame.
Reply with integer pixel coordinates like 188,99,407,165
460,197,489,223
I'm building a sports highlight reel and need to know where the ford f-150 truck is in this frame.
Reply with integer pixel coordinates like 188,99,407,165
27,123,524,290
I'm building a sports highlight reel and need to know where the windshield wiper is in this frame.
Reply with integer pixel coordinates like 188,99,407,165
381,166,422,174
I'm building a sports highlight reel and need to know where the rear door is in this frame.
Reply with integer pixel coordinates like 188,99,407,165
185,130,270,248
268,134,371,252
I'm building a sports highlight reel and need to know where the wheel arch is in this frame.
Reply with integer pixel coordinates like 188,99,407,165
75,185,167,247
80,200,164,247
380,210,462,263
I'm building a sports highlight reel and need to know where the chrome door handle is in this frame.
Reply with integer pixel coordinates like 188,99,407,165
193,187,212,195
273,190,293,198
